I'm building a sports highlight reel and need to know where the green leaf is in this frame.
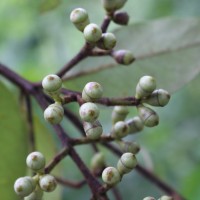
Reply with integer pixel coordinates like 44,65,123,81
65,18,200,96
0,82,28,200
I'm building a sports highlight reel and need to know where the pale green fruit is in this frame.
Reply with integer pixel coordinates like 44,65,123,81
102,166,121,185
101,0,127,12
117,153,137,175
135,76,156,99
112,50,135,65
126,116,144,134
39,174,57,192
42,74,62,93
97,32,117,50
143,197,156,200
112,121,129,139
83,23,102,43
118,141,140,154
137,105,159,127
83,120,103,139
158,195,173,200
112,106,129,124
70,8,90,31
26,151,46,172
24,186,43,200
79,102,100,122
91,152,105,171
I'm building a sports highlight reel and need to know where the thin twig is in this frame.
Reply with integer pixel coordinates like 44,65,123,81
101,15,112,33
112,187,123,200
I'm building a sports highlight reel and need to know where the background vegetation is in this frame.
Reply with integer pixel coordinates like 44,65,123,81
0,0,200,199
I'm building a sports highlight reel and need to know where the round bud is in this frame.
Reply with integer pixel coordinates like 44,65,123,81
44,102,64,124
142,89,170,107
143,197,156,200
102,166,121,186
39,174,57,192
26,151,46,172
101,0,127,12
135,76,156,99
14,176,36,197
113,11,129,25
83,23,102,43
82,82,103,102
91,152,105,172
126,116,144,134
79,102,100,122
70,8,90,31
137,105,159,127
112,121,129,139
42,74,62,93
158,196,173,200
112,50,135,65
97,32,117,50
117,153,137,175
112,106,129,124
24,186,43,200
118,141,140,154
83,120,103,139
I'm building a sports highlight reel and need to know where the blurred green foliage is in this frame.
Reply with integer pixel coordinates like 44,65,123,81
0,0,200,199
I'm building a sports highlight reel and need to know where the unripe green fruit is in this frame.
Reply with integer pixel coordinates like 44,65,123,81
137,105,159,127
112,106,129,124
83,23,102,43
82,82,103,102
91,152,105,172
97,32,117,50
158,196,173,200
143,197,156,200
26,151,46,172
79,102,100,122
118,141,140,154
14,176,36,197
126,116,144,134
135,76,156,99
44,102,64,124
141,89,170,107
39,174,57,192
24,186,43,200
42,74,62,93
112,50,135,65
112,121,129,139
102,166,121,186
101,0,127,12
83,120,103,139
117,153,137,175
70,8,90,31
113,11,129,25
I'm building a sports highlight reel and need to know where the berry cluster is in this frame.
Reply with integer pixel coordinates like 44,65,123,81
143,195,173,200
14,152,57,200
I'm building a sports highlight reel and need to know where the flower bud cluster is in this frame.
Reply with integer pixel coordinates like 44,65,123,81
14,152,57,199
80,82,104,139
143,195,173,200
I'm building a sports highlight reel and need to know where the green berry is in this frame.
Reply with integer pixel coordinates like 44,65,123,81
83,23,102,43
158,196,173,200
24,186,43,200
70,8,90,32
83,120,103,139
102,166,121,186
44,102,64,124
142,89,170,107
119,141,140,154
112,50,135,65
91,152,105,172
143,197,156,200
126,116,144,134
113,11,129,25
101,0,127,12
26,151,46,172
42,74,62,93
14,176,36,197
39,174,57,192
137,105,159,127
79,102,100,122
117,153,137,175
135,76,156,99
112,121,129,139
82,82,103,102
112,106,129,124
97,32,117,50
